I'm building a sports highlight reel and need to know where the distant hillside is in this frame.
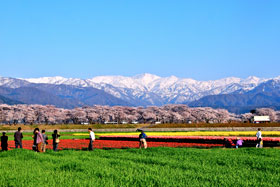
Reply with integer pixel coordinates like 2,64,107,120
0,95,23,105
0,86,81,108
29,84,133,107
189,80,280,113
0,84,132,108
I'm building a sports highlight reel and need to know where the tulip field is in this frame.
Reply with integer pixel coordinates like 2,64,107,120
2,130,280,150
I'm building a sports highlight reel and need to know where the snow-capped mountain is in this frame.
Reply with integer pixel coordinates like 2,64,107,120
0,73,276,107
189,79,280,113
21,73,269,105
0,77,31,88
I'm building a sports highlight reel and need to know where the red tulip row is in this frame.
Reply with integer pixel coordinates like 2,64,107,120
99,135,280,142
2,139,223,151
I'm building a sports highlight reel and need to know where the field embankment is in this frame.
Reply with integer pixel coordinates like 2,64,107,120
1,122,280,131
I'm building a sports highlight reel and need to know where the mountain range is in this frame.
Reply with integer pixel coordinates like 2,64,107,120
0,73,279,113
189,79,280,113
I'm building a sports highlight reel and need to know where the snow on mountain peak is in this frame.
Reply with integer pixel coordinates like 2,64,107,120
133,73,161,80
273,76,280,80
25,76,67,84
242,76,263,84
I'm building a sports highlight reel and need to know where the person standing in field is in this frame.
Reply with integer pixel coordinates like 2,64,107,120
88,128,95,151
14,127,23,149
256,128,263,148
139,130,148,149
52,130,60,152
32,128,37,151
33,128,44,152
42,130,48,152
1,132,8,151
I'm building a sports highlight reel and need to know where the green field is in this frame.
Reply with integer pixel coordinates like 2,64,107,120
0,148,279,186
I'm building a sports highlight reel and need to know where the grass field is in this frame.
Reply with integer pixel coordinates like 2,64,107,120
0,148,279,186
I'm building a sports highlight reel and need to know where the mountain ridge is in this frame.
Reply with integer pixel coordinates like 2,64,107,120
20,73,273,104
0,74,279,112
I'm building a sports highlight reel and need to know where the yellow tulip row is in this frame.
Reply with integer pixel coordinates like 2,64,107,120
73,131,280,137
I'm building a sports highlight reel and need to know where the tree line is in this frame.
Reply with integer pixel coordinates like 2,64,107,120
0,104,279,125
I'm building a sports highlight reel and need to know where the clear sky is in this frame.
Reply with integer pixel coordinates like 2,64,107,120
0,1,279,80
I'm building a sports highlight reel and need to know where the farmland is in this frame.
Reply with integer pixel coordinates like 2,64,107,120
0,148,280,186
2,130,280,150
1,126,280,186
1,128,280,186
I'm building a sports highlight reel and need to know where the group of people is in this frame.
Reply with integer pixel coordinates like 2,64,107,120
31,128,61,152
0,127,96,152
224,128,263,148
1,127,61,152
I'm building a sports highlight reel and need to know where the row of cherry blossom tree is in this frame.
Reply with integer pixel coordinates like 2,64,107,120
0,104,279,125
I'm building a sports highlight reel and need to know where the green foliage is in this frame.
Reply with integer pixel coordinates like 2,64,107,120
0,148,280,186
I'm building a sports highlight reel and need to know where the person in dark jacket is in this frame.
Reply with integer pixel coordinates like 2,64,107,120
14,127,23,149
139,130,148,149
1,132,8,151
52,130,60,151
32,128,37,151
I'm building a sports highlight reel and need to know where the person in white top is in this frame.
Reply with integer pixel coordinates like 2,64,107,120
256,128,262,148
88,128,95,151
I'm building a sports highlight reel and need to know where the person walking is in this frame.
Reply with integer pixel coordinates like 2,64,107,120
139,130,148,149
14,127,23,149
256,128,263,148
88,128,95,151
42,130,48,152
52,130,60,152
1,132,8,151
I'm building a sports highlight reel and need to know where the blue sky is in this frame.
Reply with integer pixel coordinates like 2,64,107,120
0,1,279,80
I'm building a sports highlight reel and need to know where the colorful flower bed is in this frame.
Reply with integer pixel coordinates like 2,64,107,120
93,131,280,137
2,139,223,150
2,133,280,151
99,135,280,141
99,135,280,147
